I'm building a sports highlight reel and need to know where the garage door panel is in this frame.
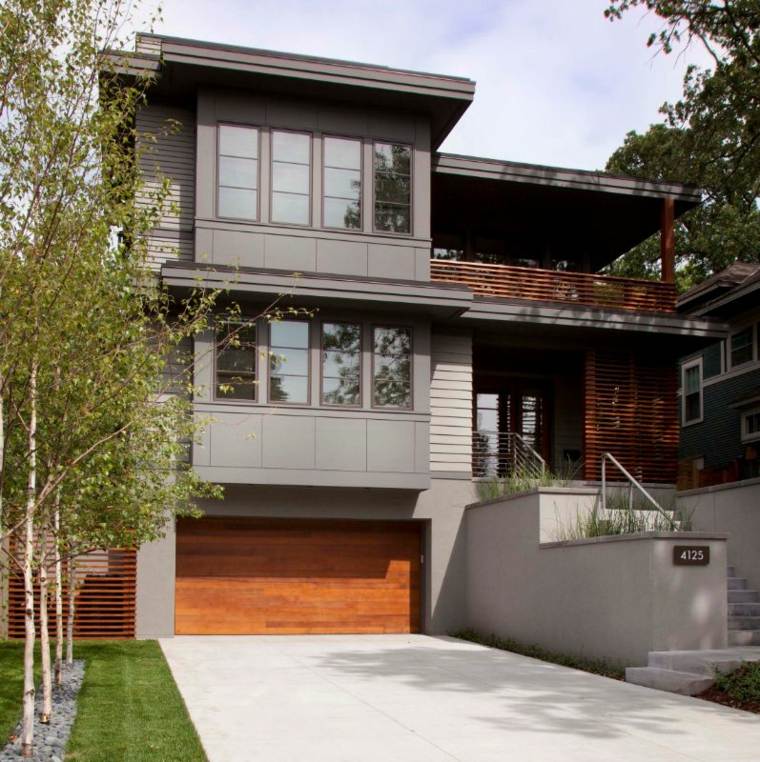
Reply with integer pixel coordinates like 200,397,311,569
175,518,421,635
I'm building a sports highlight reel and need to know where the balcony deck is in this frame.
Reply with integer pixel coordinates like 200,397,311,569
430,259,677,313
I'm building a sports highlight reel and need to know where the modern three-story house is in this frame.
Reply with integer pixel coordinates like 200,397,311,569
26,32,724,640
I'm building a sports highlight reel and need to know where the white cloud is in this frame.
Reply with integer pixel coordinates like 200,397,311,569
138,0,711,170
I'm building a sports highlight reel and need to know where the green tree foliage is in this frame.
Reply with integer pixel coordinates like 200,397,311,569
604,1,760,290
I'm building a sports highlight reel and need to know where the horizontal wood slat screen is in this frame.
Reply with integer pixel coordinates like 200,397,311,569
584,350,678,484
430,260,677,313
175,518,421,635
7,549,136,639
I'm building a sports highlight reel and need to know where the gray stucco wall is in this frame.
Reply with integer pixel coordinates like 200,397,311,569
194,89,432,280
465,490,727,666
135,477,477,638
682,478,760,594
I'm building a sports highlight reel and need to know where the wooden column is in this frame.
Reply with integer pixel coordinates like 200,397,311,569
660,197,675,284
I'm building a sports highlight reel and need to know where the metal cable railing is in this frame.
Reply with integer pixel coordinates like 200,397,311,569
472,430,546,478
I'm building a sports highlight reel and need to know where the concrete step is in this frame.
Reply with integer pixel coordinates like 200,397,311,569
728,589,760,603
728,577,749,590
648,651,742,676
729,616,760,631
729,602,760,617
729,630,760,646
626,666,715,696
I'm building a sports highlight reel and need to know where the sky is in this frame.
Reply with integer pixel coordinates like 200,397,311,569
135,0,710,171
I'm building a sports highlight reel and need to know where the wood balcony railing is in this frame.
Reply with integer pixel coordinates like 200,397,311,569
430,259,677,313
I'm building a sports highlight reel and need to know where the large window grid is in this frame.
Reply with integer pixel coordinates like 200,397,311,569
269,320,310,404
322,136,361,230
681,358,703,426
372,326,412,408
730,326,755,369
215,321,257,401
321,322,361,406
217,125,259,220
373,142,411,234
271,130,312,225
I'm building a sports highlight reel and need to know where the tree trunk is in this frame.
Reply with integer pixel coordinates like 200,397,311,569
66,556,74,666
21,361,37,758
39,537,52,723
54,501,63,686
0,376,7,640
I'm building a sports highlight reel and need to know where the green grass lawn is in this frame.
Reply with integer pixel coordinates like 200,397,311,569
0,640,206,762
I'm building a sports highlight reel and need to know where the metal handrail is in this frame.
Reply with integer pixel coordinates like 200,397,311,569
600,452,675,529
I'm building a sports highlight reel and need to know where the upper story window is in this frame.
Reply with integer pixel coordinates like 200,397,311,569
742,406,760,443
323,137,361,230
217,125,259,220
730,326,754,368
372,326,412,408
373,142,411,234
269,320,310,404
215,321,257,400
271,130,311,225
682,358,702,426
321,322,361,406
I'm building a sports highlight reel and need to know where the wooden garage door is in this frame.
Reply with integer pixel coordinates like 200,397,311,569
175,518,422,635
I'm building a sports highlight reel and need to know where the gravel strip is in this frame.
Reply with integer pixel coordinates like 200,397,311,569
1,661,85,762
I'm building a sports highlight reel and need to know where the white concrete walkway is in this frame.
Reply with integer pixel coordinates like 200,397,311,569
160,634,760,762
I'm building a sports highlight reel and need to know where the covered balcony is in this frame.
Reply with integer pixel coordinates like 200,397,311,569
430,153,700,315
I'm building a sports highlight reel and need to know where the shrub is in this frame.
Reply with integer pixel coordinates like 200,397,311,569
713,662,760,704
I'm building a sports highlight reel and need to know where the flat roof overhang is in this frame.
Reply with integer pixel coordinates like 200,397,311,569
160,262,473,318
432,153,702,271
104,35,475,149
451,295,727,353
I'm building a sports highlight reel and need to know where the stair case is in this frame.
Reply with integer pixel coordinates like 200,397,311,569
727,565,760,646
626,562,760,695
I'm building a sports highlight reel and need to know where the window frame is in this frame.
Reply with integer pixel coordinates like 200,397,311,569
216,122,261,222
269,127,313,228
728,324,755,370
371,139,413,237
319,320,363,408
681,356,703,427
370,323,413,410
741,405,760,444
213,319,259,403
321,134,363,232
268,318,311,406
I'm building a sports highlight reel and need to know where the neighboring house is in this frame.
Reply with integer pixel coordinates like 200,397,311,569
677,262,760,489
11,32,723,640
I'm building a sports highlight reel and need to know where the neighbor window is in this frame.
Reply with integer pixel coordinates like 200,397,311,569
215,321,257,400
321,322,361,405
269,320,309,404
271,130,311,225
730,327,754,368
742,406,760,443
323,137,361,229
682,359,702,425
217,124,259,220
372,326,411,408
373,142,411,234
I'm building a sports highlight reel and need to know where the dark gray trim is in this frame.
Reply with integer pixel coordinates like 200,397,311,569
161,262,473,316
433,152,702,204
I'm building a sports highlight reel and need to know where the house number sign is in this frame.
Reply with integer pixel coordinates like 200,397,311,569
673,546,710,566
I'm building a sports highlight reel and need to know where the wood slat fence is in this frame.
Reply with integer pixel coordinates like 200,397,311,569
430,260,677,313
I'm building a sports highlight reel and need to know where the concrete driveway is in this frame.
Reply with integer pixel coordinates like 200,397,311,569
160,634,760,762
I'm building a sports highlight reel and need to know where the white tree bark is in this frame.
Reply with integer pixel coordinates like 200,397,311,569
54,499,63,686
39,533,52,723
66,556,74,666
21,361,38,758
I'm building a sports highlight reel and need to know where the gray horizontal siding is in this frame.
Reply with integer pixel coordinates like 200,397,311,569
703,342,722,379
430,331,472,473
680,367,760,468
136,104,195,268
